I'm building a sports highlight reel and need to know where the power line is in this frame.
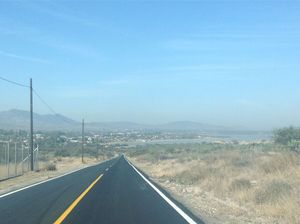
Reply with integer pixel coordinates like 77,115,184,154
33,88,75,125
32,89,57,115
0,75,57,114
0,75,75,125
0,75,56,115
0,75,29,88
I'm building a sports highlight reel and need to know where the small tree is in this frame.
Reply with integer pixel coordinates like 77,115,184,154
273,127,300,152
273,127,300,145
288,139,300,152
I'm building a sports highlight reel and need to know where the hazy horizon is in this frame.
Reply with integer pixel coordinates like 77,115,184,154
0,108,287,131
0,1,299,130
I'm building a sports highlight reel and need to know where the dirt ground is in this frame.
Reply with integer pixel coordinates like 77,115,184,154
0,156,102,195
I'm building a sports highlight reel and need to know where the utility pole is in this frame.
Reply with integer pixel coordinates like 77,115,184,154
82,119,84,163
30,78,34,171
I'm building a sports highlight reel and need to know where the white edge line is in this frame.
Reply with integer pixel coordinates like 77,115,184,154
0,157,117,199
125,156,197,224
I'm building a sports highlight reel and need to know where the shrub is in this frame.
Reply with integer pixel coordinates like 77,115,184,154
232,158,250,167
173,169,201,185
230,178,251,191
273,127,300,145
255,180,292,204
288,140,300,152
46,163,57,171
173,166,221,185
54,149,71,157
159,154,173,160
38,154,49,162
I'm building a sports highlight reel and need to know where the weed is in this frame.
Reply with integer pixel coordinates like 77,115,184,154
255,180,293,204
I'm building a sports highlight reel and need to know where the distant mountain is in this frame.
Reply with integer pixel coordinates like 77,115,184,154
0,109,248,133
0,109,79,131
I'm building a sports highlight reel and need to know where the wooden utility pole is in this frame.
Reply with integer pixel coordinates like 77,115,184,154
30,78,34,171
82,119,84,163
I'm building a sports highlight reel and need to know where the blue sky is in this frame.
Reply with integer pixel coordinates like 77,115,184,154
0,1,299,130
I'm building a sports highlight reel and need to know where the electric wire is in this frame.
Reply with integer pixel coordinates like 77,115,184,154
0,75,74,125
32,89,57,115
0,75,29,88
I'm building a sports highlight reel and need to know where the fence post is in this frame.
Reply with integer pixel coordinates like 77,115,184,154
21,144,24,175
33,146,35,171
7,142,10,178
14,142,17,176
28,145,30,171
36,145,39,171
4,143,7,177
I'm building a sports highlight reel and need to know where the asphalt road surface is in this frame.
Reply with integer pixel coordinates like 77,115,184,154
0,155,203,224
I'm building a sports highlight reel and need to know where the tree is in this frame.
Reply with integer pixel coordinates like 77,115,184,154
273,126,300,146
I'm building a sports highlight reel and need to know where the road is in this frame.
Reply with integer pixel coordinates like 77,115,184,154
0,155,203,224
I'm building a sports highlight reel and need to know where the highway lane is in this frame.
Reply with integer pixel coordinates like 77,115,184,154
0,158,118,224
60,155,203,224
0,155,203,224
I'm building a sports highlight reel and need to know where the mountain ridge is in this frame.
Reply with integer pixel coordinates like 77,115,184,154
0,109,248,132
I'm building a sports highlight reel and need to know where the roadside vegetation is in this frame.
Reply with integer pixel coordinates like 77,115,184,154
1,127,300,223
128,128,300,223
274,126,300,152
0,129,121,194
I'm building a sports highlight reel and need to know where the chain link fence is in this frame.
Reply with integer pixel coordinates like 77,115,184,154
0,141,39,181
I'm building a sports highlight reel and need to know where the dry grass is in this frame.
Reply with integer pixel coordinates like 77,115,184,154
129,143,300,224
0,156,105,195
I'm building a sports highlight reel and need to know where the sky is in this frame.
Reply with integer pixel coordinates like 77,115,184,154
0,0,299,130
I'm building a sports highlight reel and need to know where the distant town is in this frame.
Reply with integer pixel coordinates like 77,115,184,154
0,128,271,151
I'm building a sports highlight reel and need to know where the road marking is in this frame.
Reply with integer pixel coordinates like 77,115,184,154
54,174,103,224
0,167,89,199
0,157,116,199
125,157,197,224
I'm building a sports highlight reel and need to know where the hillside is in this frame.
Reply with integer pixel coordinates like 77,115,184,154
0,109,79,131
0,109,258,134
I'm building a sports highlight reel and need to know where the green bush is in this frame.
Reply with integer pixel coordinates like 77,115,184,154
273,127,300,152
273,127,300,145
288,140,300,152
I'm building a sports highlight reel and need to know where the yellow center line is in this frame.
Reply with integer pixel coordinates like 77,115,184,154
54,174,103,224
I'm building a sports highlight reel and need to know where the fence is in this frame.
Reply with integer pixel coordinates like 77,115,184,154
0,141,39,181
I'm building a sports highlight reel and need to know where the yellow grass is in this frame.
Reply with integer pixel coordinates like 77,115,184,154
129,144,300,223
